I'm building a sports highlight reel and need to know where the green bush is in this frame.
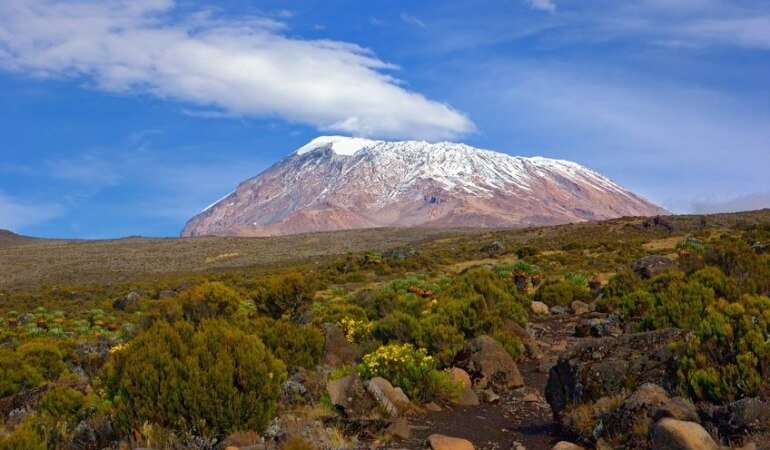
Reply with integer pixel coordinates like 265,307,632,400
0,422,45,450
677,295,770,403
18,340,67,380
252,272,318,321
358,343,458,403
0,350,44,397
107,319,286,439
533,279,592,307
245,317,324,369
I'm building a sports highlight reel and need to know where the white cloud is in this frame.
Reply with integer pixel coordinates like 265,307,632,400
526,0,557,13
0,191,63,231
681,16,770,49
0,0,474,140
400,12,427,28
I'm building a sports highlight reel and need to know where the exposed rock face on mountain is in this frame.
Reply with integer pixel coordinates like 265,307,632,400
182,136,666,237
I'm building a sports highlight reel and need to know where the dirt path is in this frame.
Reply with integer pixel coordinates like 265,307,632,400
404,313,583,450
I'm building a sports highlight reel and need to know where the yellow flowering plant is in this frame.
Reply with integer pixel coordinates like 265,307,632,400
337,317,373,343
358,343,459,402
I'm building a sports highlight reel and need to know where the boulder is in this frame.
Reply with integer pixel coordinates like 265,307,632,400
112,291,142,311
574,314,623,338
365,377,412,417
448,368,479,406
427,434,475,450
454,335,524,392
323,324,361,366
326,374,376,417
606,383,697,446
632,255,674,279
505,321,544,360
570,301,590,315
650,418,719,450
713,397,770,439
546,329,688,418
531,301,549,315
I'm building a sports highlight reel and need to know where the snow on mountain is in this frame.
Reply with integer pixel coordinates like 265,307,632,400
182,137,666,237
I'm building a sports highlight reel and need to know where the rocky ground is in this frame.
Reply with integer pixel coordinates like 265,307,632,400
402,311,582,450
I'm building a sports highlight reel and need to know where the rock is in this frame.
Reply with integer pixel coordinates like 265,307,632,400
605,383,696,446
366,377,412,417
427,434,475,450
480,389,500,403
385,417,411,441
448,367,472,389
112,291,142,311
632,255,674,279
546,329,688,419
323,324,361,366
454,335,524,392
326,374,376,418
505,321,544,360
552,442,585,450
574,314,623,338
423,402,442,412
531,301,549,315
650,418,719,450
713,397,770,438
570,301,590,315
280,379,309,407
550,306,570,315
448,368,479,406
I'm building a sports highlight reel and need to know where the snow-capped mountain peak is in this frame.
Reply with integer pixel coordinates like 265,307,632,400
183,137,666,237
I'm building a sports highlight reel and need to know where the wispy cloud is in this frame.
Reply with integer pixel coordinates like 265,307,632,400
526,0,557,13
400,12,427,28
0,191,64,231
0,0,474,140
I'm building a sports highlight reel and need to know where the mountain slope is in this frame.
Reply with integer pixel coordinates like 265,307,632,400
182,136,667,237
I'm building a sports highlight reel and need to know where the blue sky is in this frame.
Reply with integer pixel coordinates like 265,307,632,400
1,0,768,238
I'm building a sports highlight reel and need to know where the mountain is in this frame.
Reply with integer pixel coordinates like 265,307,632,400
182,136,667,237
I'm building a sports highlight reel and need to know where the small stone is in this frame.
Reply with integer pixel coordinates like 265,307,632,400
481,389,500,403
423,402,442,412
385,417,411,441
530,301,549,315
570,300,590,315
427,434,475,450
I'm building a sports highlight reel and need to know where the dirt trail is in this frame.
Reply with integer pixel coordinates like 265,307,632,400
405,313,583,450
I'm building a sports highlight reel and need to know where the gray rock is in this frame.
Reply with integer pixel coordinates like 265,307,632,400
454,335,524,393
323,324,361,366
366,377,412,417
546,329,688,419
326,374,376,418
632,255,674,279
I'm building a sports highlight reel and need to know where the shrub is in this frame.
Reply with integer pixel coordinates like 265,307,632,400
533,279,592,307
358,343,458,402
0,422,45,450
18,340,67,380
0,350,44,397
252,272,318,321
372,312,424,346
245,318,324,369
107,319,286,439
677,295,770,403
